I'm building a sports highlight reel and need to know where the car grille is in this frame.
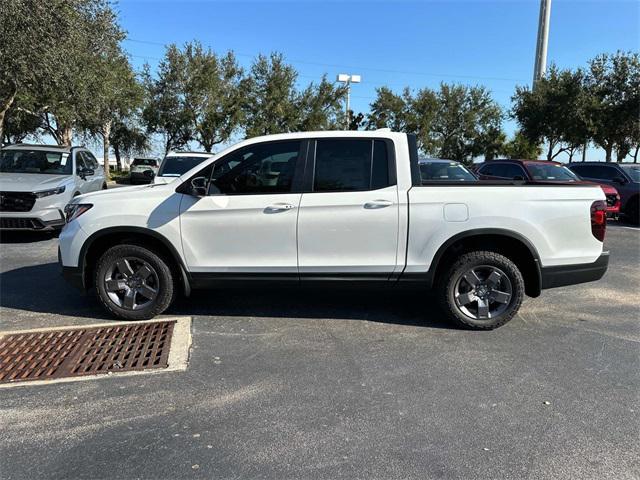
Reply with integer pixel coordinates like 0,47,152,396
605,194,619,207
0,217,45,229
0,192,36,212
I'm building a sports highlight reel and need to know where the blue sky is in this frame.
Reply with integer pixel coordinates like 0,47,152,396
117,0,639,159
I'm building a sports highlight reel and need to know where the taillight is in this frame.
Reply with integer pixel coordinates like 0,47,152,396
591,200,607,241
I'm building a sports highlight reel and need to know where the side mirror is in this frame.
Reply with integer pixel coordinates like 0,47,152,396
612,176,627,185
77,167,94,178
189,176,208,197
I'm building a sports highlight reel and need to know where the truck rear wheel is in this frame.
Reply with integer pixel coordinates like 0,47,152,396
438,251,524,330
95,244,174,320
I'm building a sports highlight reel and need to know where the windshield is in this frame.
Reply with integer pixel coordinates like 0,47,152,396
419,162,476,182
621,165,640,182
0,149,71,175
132,158,157,167
526,163,579,182
158,156,209,177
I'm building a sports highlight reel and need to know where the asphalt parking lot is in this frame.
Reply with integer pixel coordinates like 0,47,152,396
0,223,638,480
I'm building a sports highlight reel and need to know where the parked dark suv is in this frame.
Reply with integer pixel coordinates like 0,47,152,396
568,162,640,224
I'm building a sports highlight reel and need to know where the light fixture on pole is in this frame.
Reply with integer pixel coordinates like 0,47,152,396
337,73,361,130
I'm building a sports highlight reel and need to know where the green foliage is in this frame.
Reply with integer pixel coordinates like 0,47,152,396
502,131,543,160
296,76,346,131
512,66,588,161
585,51,640,162
142,46,194,154
181,44,244,152
368,84,503,163
241,53,300,137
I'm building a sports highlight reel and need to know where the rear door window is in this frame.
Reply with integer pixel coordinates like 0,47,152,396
313,139,393,192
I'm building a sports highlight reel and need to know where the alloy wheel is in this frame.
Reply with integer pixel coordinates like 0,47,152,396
103,257,160,310
453,265,513,320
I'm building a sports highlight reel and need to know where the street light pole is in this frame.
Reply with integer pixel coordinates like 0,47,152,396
337,73,361,130
533,0,552,88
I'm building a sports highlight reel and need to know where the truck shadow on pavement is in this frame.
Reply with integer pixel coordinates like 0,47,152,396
0,262,454,329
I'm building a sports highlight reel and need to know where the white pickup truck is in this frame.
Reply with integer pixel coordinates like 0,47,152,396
59,131,609,329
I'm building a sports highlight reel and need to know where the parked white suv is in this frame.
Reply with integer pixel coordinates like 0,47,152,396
153,151,213,184
59,131,609,329
0,144,106,231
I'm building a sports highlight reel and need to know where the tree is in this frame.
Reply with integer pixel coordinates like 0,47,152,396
512,66,588,161
0,0,77,142
367,87,412,131
109,120,149,170
430,84,503,163
296,76,345,131
80,53,144,178
1,100,42,145
142,47,193,154
242,53,299,137
585,51,640,162
348,111,366,131
181,43,244,152
502,131,543,160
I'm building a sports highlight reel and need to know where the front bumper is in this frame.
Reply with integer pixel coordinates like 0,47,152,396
59,246,85,291
540,251,610,289
0,213,66,231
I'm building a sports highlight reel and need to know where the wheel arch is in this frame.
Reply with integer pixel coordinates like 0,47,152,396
80,227,191,296
427,228,542,298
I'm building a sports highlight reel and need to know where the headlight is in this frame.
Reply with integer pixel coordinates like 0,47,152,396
64,203,93,223
34,186,66,198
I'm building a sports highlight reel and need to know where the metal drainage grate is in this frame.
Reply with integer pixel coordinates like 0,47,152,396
0,321,175,384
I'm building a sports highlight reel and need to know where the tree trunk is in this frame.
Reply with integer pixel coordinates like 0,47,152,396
582,141,587,161
604,143,613,162
546,140,554,161
114,144,122,171
60,126,73,146
633,145,639,163
102,121,111,181
0,84,17,145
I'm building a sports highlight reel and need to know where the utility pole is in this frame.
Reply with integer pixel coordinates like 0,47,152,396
533,0,552,88
337,74,361,129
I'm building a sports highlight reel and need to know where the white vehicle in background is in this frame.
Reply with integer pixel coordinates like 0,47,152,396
129,157,159,184
0,144,106,231
153,151,213,184
60,131,609,329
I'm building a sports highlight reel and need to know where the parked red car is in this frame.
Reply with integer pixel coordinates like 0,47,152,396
475,159,621,218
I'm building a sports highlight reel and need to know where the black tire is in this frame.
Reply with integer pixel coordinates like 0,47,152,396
437,250,525,330
95,244,174,320
102,183,107,190
624,197,639,225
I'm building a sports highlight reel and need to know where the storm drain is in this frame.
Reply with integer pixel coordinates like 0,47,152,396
0,321,175,384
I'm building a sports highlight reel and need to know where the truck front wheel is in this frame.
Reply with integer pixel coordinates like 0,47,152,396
95,244,175,320
438,251,525,330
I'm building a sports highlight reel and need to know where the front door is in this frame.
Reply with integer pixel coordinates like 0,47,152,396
297,138,400,277
179,140,305,275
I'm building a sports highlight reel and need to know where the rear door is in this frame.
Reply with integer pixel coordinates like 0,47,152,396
179,140,306,275
297,138,399,277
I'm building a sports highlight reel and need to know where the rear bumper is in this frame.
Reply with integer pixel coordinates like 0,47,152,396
540,251,609,289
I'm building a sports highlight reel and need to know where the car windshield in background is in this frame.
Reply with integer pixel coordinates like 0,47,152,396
526,163,579,182
419,162,476,182
621,165,640,182
0,150,71,175
132,159,157,167
158,156,209,177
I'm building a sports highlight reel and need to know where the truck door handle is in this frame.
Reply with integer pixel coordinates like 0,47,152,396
264,203,295,213
364,199,393,209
